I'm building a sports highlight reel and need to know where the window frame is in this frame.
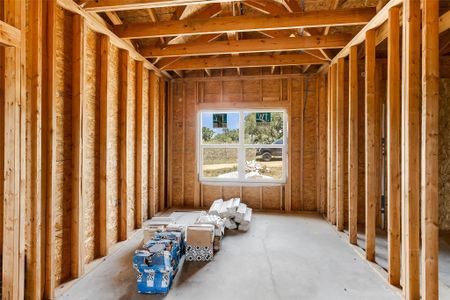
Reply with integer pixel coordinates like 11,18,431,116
197,108,288,185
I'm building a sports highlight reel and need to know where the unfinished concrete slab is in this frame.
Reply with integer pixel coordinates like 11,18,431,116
58,212,399,300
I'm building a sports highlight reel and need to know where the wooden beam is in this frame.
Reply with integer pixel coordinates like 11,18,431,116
27,0,43,297
329,63,337,225
43,0,56,297
0,20,21,47
163,53,326,70
421,0,440,299
336,57,345,231
0,0,25,298
115,7,375,39
83,0,235,11
135,61,144,229
440,9,450,33
71,13,85,279
119,49,129,241
99,34,109,257
331,0,403,64
348,45,358,245
105,11,123,25
386,6,401,288
142,35,352,58
57,0,165,76
401,0,421,298
365,29,376,262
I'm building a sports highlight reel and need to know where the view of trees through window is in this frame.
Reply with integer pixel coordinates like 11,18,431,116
200,110,286,182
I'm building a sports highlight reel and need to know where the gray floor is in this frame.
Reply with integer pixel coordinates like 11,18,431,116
58,212,400,300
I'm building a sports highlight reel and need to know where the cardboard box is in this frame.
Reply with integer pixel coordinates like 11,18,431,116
186,225,214,247
185,225,214,262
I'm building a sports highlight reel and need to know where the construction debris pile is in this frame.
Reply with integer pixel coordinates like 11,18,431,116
133,197,252,294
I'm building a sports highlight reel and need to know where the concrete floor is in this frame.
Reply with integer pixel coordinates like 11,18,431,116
58,212,400,300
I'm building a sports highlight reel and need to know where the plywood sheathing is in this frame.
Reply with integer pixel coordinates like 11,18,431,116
439,78,450,230
107,43,120,247
84,27,99,264
169,74,318,211
55,6,73,285
142,69,150,221
127,59,137,232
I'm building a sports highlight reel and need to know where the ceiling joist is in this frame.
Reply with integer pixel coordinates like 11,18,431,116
162,53,327,70
114,7,376,39
82,0,235,12
141,34,352,58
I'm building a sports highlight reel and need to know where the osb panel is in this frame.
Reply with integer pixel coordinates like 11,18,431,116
290,78,302,211
107,44,119,246
203,81,221,103
171,82,184,207
54,6,73,285
222,186,240,200
142,70,149,220
170,76,319,212
183,81,197,207
262,79,281,102
302,78,317,211
202,185,222,208
127,59,136,232
439,78,450,230
242,187,261,209
262,186,282,210
84,27,99,264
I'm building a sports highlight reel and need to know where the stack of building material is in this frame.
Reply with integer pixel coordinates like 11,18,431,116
236,208,252,232
195,213,225,251
185,224,215,262
134,221,185,294
209,198,252,232
208,199,223,216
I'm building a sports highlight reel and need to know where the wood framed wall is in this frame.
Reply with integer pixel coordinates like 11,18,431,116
0,0,169,298
324,1,443,299
168,69,325,212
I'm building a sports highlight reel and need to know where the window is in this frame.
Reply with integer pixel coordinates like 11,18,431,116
199,109,287,184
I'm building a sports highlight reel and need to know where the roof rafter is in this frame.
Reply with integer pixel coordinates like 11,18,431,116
114,7,376,39
142,34,352,58
82,0,235,12
162,53,327,70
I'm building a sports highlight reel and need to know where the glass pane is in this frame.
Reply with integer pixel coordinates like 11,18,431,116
202,148,238,179
245,148,283,180
244,112,284,145
201,112,239,144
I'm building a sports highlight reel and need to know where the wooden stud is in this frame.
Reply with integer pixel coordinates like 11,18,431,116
43,0,57,297
71,13,86,279
401,0,421,298
98,34,109,257
159,80,167,211
119,49,129,241
26,0,43,297
348,45,358,244
135,61,144,228
386,6,401,287
327,70,332,221
318,75,328,214
365,29,376,262
329,63,337,225
149,71,160,217
421,0,440,298
0,20,21,48
336,57,345,231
